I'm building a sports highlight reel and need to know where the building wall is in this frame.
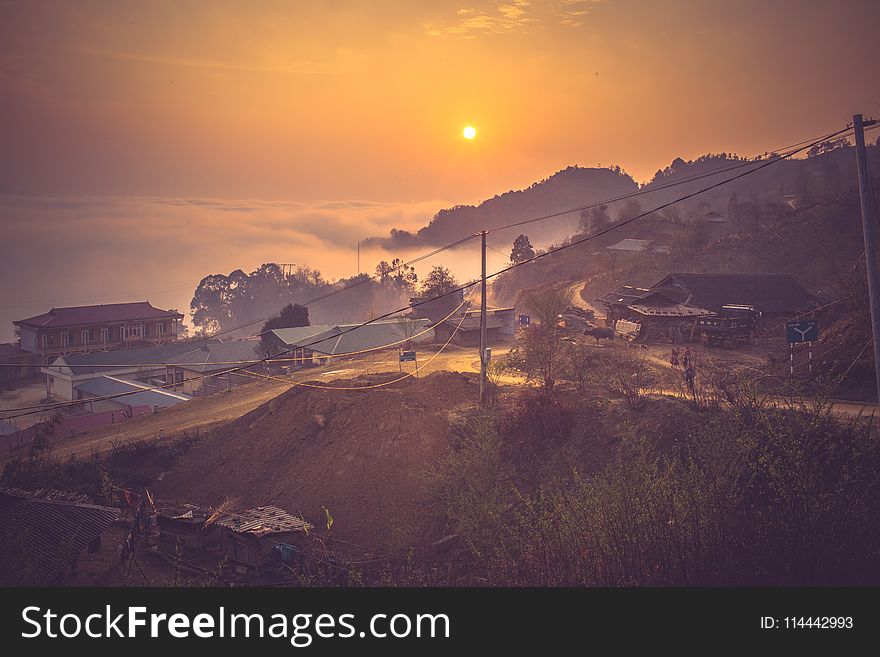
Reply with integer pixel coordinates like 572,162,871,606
18,318,179,362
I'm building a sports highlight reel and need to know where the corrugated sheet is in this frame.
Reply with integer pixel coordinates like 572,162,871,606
217,506,313,536
75,375,189,407
655,273,817,314
275,319,432,356
56,339,220,375
0,490,119,585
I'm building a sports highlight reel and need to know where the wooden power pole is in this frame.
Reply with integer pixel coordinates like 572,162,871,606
854,113,880,401
480,230,488,403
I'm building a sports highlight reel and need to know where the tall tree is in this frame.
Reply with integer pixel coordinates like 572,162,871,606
260,303,310,353
510,234,535,264
420,266,459,298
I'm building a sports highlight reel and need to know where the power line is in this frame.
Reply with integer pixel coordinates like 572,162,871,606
486,125,869,236
0,285,479,418
0,123,856,419
203,233,478,341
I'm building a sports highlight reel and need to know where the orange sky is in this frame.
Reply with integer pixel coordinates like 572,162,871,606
2,0,879,202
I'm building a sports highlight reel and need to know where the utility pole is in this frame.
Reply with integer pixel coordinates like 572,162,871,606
357,239,360,276
480,230,488,403
854,113,880,401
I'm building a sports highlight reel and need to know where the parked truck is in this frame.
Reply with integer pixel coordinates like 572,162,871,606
697,304,760,348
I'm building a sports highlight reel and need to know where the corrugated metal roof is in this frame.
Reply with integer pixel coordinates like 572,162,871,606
654,273,817,314
606,238,653,252
270,325,336,346
75,375,189,408
438,316,503,331
0,489,119,585
54,339,218,375
627,303,712,317
15,302,182,329
217,506,313,536
274,319,432,356
166,340,265,373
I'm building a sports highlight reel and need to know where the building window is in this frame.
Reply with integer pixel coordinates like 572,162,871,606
60,332,70,348
101,327,111,343
144,323,150,337
125,325,143,339
157,322,165,336
81,329,93,345
42,333,55,348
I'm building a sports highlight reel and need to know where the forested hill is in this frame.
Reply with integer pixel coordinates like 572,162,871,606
365,166,639,248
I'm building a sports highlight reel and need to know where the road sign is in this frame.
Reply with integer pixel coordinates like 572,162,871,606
786,319,818,343
519,314,530,327
399,350,417,362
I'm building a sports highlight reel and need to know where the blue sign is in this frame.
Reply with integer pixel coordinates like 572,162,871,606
786,319,818,343
519,314,531,327
399,350,417,362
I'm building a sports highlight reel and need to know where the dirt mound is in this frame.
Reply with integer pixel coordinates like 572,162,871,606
155,372,478,549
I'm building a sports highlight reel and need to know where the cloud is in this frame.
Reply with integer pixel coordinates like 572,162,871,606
426,1,537,38
556,0,607,27
0,194,454,341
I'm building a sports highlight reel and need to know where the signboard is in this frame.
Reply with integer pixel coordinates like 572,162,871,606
484,348,492,363
399,350,417,362
786,319,818,343
519,314,531,327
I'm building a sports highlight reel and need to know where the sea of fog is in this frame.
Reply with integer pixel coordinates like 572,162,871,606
0,194,515,343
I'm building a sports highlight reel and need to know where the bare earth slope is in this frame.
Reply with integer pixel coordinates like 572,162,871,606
155,372,478,549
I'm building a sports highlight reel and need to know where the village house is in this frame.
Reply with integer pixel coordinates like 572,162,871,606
599,272,818,342
216,506,312,573
408,289,466,324
165,340,268,395
267,318,433,366
41,339,214,401
14,301,184,365
433,314,504,347
605,238,671,270
0,488,119,586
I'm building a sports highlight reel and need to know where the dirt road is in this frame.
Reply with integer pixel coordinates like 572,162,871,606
17,340,514,462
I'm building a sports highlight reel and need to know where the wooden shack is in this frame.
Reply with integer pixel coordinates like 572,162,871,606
216,506,313,573
155,502,220,556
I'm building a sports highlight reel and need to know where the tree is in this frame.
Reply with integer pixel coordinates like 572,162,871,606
421,266,459,298
618,198,642,222
578,204,611,234
510,234,535,264
260,303,310,352
522,286,575,329
376,258,418,292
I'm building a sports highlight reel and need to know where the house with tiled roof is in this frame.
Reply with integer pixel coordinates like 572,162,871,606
14,301,183,364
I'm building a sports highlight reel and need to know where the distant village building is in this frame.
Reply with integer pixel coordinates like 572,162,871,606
41,338,263,401
74,375,189,413
14,302,183,365
433,315,503,347
599,272,817,342
605,238,671,270
216,506,313,573
408,289,466,324
267,318,433,366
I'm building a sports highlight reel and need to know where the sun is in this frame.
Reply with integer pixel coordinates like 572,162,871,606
463,125,477,140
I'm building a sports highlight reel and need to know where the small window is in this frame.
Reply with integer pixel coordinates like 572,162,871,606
157,322,165,336
101,327,111,343
81,330,90,345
